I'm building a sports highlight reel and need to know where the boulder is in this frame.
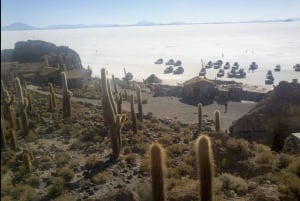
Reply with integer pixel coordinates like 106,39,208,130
1,40,83,70
282,133,300,154
229,81,300,151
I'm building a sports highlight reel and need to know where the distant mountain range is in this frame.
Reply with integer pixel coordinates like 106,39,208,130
2,18,300,31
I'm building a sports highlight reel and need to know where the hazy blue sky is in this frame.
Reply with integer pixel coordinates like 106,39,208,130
1,0,300,26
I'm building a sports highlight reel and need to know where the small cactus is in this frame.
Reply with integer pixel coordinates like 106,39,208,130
1,116,7,149
48,83,56,108
150,142,166,201
198,103,202,131
20,98,29,135
195,135,214,201
48,93,54,112
9,129,17,150
130,95,138,135
214,110,221,132
136,85,143,122
22,150,33,172
61,72,72,118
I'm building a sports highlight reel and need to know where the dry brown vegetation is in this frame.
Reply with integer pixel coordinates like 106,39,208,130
1,79,300,201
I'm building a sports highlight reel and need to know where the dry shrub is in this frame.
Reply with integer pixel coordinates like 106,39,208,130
158,134,172,146
254,143,277,166
170,162,193,179
277,153,292,168
226,138,250,156
286,157,300,176
85,154,98,170
167,144,183,157
134,181,152,201
59,166,74,182
91,170,112,184
269,172,300,197
219,173,248,195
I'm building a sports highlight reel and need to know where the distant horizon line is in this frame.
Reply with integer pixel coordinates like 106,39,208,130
2,17,300,31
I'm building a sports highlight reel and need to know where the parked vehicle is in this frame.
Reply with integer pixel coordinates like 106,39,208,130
227,68,236,78
205,61,213,68
294,64,300,71
213,60,223,69
155,58,163,64
274,64,281,72
235,69,246,78
174,60,182,66
265,79,274,85
199,68,206,76
266,70,274,81
232,62,239,70
174,66,184,74
165,59,175,65
164,66,173,74
217,69,225,77
125,72,133,81
223,62,230,69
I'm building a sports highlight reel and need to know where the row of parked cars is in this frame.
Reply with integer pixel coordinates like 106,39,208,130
155,58,184,74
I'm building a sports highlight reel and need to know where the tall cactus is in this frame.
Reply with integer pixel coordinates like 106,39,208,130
61,72,72,118
198,103,203,131
116,92,122,114
3,90,16,129
27,93,33,111
214,110,221,132
130,94,138,135
1,80,6,102
48,83,56,108
196,135,214,201
22,150,33,172
14,77,24,101
150,142,166,201
136,85,143,122
48,93,54,112
20,98,29,135
1,115,7,149
9,129,17,150
101,68,126,160
112,74,118,94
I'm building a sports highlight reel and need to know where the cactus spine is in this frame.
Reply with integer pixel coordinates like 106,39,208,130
196,135,214,201
23,150,33,172
61,72,72,118
150,142,166,201
9,129,17,150
48,83,56,108
214,110,220,132
20,98,29,135
130,95,138,135
136,85,143,122
101,68,126,160
198,103,202,131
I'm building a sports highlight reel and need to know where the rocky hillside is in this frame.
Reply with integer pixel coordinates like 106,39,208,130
229,81,300,151
1,40,83,70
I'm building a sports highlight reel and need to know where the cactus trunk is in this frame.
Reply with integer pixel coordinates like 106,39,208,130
9,129,17,150
196,135,214,201
61,72,72,118
1,116,7,149
198,103,202,131
136,85,143,122
130,95,138,135
150,142,166,201
214,110,220,132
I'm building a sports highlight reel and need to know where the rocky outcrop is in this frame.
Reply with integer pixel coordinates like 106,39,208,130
229,81,300,151
1,40,83,70
282,133,300,154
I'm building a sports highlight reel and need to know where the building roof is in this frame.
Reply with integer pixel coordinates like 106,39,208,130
183,76,216,86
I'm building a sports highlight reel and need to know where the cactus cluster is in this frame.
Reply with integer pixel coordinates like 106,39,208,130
101,68,126,160
61,72,72,118
3,89,16,129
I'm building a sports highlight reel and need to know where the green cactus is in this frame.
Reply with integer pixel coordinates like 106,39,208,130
27,93,33,111
48,82,57,108
101,68,126,160
1,80,6,102
198,103,203,131
20,98,29,135
1,115,7,149
9,128,17,150
116,92,123,114
22,150,33,172
48,93,54,112
61,72,72,118
136,85,143,122
196,135,214,201
3,90,16,129
150,142,166,201
112,74,118,94
214,110,221,132
14,77,24,101
130,94,138,135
